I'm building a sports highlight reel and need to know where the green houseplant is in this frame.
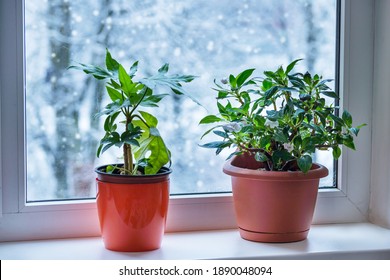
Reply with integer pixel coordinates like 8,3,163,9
200,59,365,242
70,49,196,251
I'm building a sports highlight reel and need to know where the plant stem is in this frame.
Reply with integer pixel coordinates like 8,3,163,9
132,114,150,128
123,143,133,174
234,89,245,105
129,87,148,117
123,117,133,174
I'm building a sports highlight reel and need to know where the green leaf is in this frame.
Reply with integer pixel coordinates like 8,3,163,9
140,73,200,106
236,68,255,87
272,150,294,163
226,151,242,160
255,152,269,162
129,61,139,77
350,123,366,136
229,74,236,88
103,112,119,132
131,117,170,175
279,86,299,92
141,93,169,107
108,79,121,89
264,86,279,100
303,72,312,84
329,114,345,127
96,144,103,158
262,79,273,90
199,115,223,125
332,146,342,159
313,124,325,135
121,137,140,147
101,142,116,155
133,132,170,175
274,130,288,143
106,86,123,102
213,130,228,138
121,124,142,146
217,90,229,99
105,49,120,73
266,110,281,121
106,165,115,174
321,90,339,99
288,75,306,89
200,125,223,139
315,111,328,126
297,155,313,173
103,116,111,132
199,141,230,149
68,63,113,80
95,99,131,118
99,131,122,155
317,79,333,87
253,114,266,128
342,110,353,127
294,108,306,118
217,101,228,116
139,111,158,127
276,66,285,78
144,135,171,174
349,127,360,136
293,135,302,147
343,139,356,150
264,71,276,79
286,59,302,74
260,136,271,148
141,74,196,90
299,93,311,101
118,64,134,94
148,127,159,137
109,132,121,143
158,63,169,74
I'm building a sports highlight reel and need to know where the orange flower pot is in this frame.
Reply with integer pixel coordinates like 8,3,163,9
95,165,170,252
223,155,328,243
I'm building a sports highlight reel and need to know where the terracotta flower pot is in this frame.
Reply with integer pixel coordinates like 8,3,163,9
223,155,328,243
95,165,171,252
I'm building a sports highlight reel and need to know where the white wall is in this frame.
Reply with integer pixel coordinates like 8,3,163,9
370,0,390,228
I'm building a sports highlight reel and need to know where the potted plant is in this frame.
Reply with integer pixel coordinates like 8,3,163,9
70,49,196,251
200,59,365,242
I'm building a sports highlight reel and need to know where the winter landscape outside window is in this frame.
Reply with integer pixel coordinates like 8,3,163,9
25,0,338,201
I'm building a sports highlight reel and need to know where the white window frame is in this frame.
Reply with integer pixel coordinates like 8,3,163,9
369,0,390,228
1,0,387,242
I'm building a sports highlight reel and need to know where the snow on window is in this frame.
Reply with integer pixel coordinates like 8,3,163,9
25,0,337,200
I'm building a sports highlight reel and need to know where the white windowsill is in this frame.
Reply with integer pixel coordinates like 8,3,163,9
0,223,389,260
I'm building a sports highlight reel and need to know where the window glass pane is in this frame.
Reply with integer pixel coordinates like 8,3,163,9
25,0,337,201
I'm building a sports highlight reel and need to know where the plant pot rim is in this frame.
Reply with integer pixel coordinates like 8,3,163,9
223,158,328,181
95,164,172,184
